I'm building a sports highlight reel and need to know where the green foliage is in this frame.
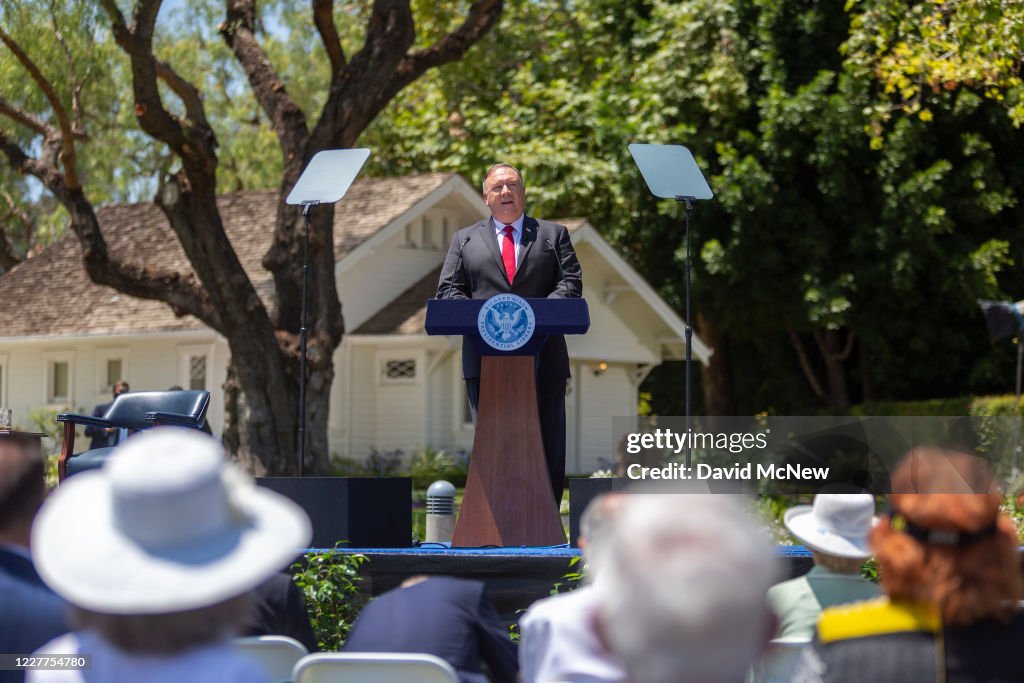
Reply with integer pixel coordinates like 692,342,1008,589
356,0,1024,416
848,394,1024,417
549,555,585,596
330,449,406,477
291,547,369,652
755,494,795,545
364,449,405,477
843,0,1024,137
20,408,65,489
860,557,880,583
408,446,468,489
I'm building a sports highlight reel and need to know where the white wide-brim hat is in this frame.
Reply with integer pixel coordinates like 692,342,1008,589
32,428,312,614
783,493,877,559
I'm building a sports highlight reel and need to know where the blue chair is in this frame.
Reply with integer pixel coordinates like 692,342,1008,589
57,390,211,481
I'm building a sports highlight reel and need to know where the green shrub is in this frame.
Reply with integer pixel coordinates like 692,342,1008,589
15,408,66,490
364,449,405,476
408,446,468,489
847,394,1024,417
291,547,369,651
330,454,370,477
969,395,1024,416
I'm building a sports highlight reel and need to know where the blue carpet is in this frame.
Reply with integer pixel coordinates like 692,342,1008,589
308,544,814,557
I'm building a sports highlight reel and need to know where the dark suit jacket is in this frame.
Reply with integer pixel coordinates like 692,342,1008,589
85,401,115,450
0,548,70,683
243,571,319,653
343,577,518,683
436,216,582,381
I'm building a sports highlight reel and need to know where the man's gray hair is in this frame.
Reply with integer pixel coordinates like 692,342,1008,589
481,163,524,193
596,494,781,683
579,492,625,578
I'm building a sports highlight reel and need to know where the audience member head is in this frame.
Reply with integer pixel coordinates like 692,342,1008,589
871,447,1020,626
112,380,129,398
597,494,780,683
578,492,626,580
784,493,876,573
0,436,46,546
31,428,311,654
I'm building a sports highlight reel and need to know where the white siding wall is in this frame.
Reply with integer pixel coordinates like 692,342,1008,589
423,347,456,449
567,284,659,365
345,344,378,458
338,210,459,331
576,364,636,472
327,341,350,453
372,348,426,452
0,333,227,437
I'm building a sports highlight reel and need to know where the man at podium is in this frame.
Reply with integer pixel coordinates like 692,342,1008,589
437,163,582,504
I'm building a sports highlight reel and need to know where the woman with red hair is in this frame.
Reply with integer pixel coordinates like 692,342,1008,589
795,447,1024,682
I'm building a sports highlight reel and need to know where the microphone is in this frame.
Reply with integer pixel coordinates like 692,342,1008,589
441,236,471,298
545,238,569,296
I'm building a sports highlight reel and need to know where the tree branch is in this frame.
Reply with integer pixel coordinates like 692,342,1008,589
0,129,219,328
99,0,199,159
396,0,503,81
313,0,346,79
788,329,827,399
221,0,309,149
50,15,86,136
154,58,216,137
0,96,51,136
0,29,81,189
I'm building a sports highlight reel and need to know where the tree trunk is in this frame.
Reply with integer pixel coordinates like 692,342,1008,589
221,328,335,476
790,328,855,411
696,311,736,417
818,329,853,410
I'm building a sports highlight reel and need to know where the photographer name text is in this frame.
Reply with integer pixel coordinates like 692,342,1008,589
626,462,830,481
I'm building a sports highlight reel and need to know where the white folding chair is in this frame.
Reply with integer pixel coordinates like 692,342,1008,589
292,652,459,683
234,635,309,683
750,636,811,683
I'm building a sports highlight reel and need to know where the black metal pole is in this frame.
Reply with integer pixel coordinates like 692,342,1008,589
298,201,316,477
1017,338,1022,405
678,196,695,468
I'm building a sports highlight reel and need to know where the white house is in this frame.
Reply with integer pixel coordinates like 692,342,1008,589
0,173,710,473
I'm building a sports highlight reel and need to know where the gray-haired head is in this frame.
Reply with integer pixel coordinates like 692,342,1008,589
596,494,780,683
579,492,626,579
481,163,524,194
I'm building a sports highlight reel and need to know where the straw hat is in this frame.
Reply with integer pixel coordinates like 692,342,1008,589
32,428,311,614
783,493,876,559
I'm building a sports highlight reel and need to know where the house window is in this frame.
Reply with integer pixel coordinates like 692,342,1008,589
178,344,213,393
48,360,71,404
43,352,74,405
442,216,451,246
383,358,416,381
95,348,129,393
404,224,416,248
106,359,123,388
421,217,433,250
0,355,6,409
189,355,207,390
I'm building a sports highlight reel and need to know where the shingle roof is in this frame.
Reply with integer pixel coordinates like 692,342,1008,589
0,173,453,339
353,266,442,335
352,218,588,336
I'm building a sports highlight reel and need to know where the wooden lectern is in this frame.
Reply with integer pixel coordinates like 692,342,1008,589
425,297,590,546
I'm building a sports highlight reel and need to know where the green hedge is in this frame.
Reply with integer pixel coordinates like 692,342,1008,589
847,394,1023,417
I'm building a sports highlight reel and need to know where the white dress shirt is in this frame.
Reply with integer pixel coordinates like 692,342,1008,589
493,214,524,263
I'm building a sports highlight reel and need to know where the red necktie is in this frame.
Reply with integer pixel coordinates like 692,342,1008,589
501,225,516,283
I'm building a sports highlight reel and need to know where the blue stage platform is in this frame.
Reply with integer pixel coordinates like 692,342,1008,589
307,545,815,620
